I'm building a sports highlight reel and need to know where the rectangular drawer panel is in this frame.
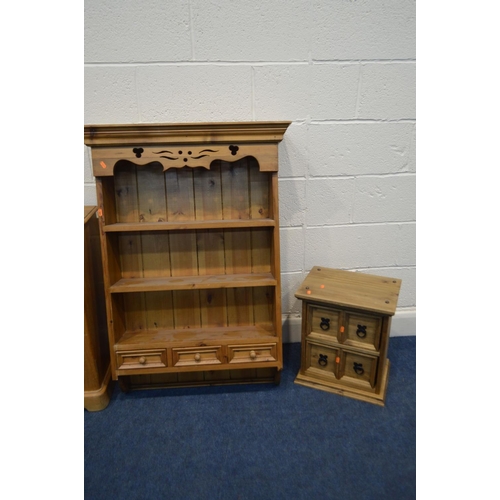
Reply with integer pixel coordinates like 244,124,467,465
343,312,382,351
309,306,341,341
304,342,340,379
228,344,277,364
172,346,223,367
116,349,167,370
340,350,378,389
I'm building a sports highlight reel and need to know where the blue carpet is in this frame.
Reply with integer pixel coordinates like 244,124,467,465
85,337,416,500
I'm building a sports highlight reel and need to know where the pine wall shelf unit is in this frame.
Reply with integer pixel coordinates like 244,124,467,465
84,122,291,390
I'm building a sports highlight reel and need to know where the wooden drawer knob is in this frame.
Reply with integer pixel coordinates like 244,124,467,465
194,353,201,362
318,354,328,367
249,350,257,360
139,356,146,365
320,318,330,331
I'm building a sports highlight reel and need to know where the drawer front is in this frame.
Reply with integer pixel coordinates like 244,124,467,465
228,344,277,364
343,312,382,351
116,349,167,370
304,342,340,379
172,346,223,367
309,306,341,341
340,350,378,389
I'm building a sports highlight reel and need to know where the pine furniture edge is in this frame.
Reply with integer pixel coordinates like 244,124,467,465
84,121,292,146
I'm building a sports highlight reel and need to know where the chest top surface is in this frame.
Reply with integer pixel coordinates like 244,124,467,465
295,266,401,316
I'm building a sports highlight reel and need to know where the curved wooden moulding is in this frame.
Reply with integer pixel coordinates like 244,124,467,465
84,121,291,176
93,152,265,177
91,146,277,176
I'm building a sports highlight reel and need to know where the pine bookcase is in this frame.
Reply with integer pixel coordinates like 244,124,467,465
84,122,290,390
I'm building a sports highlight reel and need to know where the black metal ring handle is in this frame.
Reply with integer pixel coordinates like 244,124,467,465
353,362,364,375
318,354,328,367
356,325,367,338
320,318,330,331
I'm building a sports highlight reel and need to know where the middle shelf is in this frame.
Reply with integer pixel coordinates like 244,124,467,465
110,272,277,293
105,227,276,286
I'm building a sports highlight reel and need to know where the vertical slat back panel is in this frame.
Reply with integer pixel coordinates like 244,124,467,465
226,288,253,326
169,231,198,277
136,165,172,331
197,230,228,328
123,292,147,332
144,291,174,330
115,163,143,279
253,286,274,328
140,233,171,278
249,160,270,219
166,168,199,282
251,228,271,273
165,168,196,221
224,229,252,274
173,290,201,329
118,233,143,279
197,230,225,275
194,163,223,220
114,161,139,222
221,159,250,220
252,225,273,328
200,290,227,328
194,166,228,328
136,163,167,222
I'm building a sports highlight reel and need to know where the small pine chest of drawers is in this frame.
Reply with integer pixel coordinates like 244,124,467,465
294,267,401,406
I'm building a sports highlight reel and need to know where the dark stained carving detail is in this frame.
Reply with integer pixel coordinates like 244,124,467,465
152,148,220,162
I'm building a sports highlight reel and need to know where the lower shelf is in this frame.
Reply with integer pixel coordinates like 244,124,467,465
117,324,276,349
294,359,390,406
119,366,281,391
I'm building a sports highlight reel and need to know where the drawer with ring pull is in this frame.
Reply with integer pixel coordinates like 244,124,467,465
343,311,382,351
338,350,378,389
304,341,340,380
309,306,341,342
304,341,378,389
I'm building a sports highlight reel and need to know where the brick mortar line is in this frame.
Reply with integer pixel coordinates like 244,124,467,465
286,221,415,229
84,59,416,67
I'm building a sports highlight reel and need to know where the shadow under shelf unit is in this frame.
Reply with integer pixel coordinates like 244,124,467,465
84,122,291,390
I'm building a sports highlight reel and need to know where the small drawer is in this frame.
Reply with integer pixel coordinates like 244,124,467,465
343,312,382,351
228,344,277,364
172,346,223,367
339,350,378,389
116,349,167,370
309,306,341,341
304,342,340,379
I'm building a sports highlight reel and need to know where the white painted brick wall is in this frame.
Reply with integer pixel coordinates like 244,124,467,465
84,0,416,334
